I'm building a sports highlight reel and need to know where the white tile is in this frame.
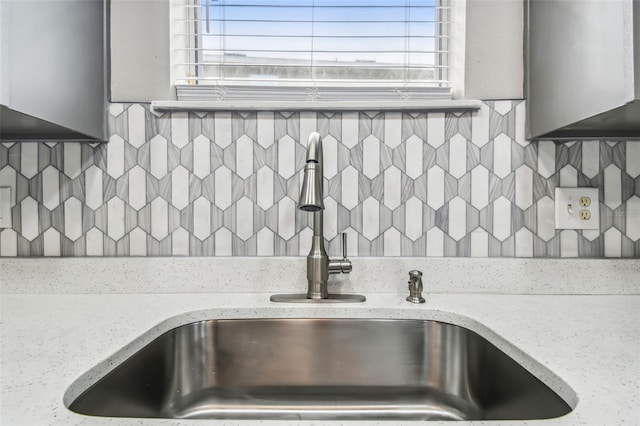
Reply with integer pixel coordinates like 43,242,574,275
581,140,600,178
604,165,622,210
171,227,190,256
492,196,511,241
323,135,338,179
128,165,147,211
150,135,168,179
278,197,296,240
299,112,316,147
64,197,83,241
0,166,17,206
214,112,232,148
193,197,211,241
515,228,534,257
129,227,147,256
20,144,39,179
0,187,10,228
383,227,401,256
493,134,512,179
470,165,490,210
42,228,61,256
537,141,556,179
109,103,124,117
214,166,232,210
341,112,359,148
405,135,423,179
170,112,189,148
559,165,578,187
383,166,401,210
193,134,211,179
236,135,254,179
85,165,103,211
448,196,467,241
362,135,380,179
257,112,275,148
493,101,512,115
341,166,359,210
151,197,169,241
20,196,39,241
625,196,640,241
427,113,445,148
278,135,296,179
560,230,578,257
515,165,534,210
426,227,444,256
298,227,313,256
471,103,490,147
536,196,555,242
323,197,338,240
470,228,489,257
405,196,423,241
384,112,402,148
86,227,104,256
107,197,126,241
256,166,274,210
515,102,527,147
215,227,232,255
582,229,600,242
362,197,380,241
0,229,18,257
449,134,467,179
65,143,84,180
626,141,640,178
171,166,189,210
236,196,253,241
427,166,445,210
257,227,275,256
604,227,622,257
42,166,60,211
107,134,125,179
128,104,147,148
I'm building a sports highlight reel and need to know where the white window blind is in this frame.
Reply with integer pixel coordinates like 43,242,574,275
172,0,453,105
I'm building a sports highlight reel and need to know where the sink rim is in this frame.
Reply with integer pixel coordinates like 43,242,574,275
63,308,579,414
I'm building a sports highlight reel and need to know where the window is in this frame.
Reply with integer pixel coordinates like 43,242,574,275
169,0,467,108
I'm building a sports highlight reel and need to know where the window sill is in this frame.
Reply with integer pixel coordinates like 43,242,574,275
150,99,483,112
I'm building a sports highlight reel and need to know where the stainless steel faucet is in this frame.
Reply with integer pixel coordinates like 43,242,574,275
271,132,366,303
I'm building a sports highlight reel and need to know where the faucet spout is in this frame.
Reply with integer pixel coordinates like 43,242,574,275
270,132,365,303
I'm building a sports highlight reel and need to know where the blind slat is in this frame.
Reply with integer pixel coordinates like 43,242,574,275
174,0,451,98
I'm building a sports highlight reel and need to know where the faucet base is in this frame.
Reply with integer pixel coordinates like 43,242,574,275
270,293,366,303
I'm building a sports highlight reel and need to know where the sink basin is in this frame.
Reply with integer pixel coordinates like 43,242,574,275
67,318,572,421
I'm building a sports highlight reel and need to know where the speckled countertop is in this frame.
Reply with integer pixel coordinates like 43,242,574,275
0,258,639,426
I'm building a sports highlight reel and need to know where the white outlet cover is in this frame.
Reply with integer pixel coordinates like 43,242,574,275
554,187,599,230
0,187,11,228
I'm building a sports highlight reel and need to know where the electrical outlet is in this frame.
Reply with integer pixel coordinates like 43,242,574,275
0,187,12,228
555,187,599,230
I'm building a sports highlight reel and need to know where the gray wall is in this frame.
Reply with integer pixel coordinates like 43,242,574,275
110,0,524,102
465,0,524,99
110,0,171,102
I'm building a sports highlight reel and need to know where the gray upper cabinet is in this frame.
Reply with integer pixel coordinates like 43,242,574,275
527,0,640,139
0,0,107,142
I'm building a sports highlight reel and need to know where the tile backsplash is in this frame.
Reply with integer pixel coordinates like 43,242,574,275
0,100,638,257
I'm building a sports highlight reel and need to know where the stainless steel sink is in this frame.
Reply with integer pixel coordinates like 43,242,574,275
68,318,572,421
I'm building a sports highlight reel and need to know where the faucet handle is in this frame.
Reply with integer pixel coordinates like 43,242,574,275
341,232,348,260
329,233,352,274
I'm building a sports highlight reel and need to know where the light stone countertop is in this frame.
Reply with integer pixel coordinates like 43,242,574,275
1,258,639,425
1,292,639,426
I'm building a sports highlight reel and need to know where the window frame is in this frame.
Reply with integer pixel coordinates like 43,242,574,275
163,0,474,111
